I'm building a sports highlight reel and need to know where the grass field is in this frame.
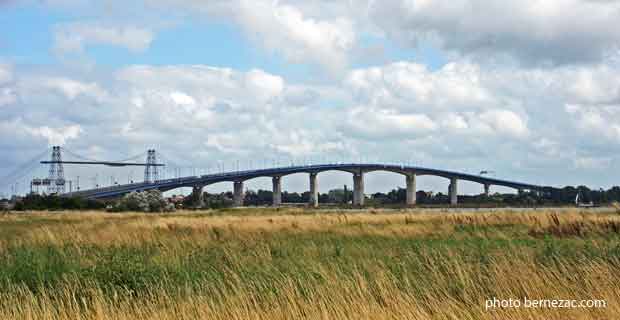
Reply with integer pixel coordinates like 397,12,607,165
1,207,620,319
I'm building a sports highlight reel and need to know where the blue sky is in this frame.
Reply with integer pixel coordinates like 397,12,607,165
2,0,620,196
2,1,446,79
3,3,57,64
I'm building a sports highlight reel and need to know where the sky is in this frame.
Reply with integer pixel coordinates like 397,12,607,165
1,0,620,196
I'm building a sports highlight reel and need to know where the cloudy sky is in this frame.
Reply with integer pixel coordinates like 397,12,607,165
2,0,620,195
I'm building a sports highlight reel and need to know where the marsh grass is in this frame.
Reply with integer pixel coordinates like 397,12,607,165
1,208,619,319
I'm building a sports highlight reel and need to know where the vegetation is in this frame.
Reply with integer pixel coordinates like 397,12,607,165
0,207,618,319
9,184,620,211
12,193,105,211
110,190,175,212
191,185,620,209
186,190,333,208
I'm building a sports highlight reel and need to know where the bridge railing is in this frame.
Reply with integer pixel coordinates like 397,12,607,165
69,163,549,198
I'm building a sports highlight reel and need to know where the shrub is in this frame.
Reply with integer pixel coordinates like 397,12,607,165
13,194,105,211
612,201,620,214
110,190,174,213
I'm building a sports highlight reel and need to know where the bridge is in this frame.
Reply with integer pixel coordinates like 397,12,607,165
2,146,555,206
66,163,553,207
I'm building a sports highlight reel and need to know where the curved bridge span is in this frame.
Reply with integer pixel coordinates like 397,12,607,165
67,163,553,205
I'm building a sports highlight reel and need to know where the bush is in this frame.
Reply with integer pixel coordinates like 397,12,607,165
13,194,105,211
612,202,620,214
110,190,174,213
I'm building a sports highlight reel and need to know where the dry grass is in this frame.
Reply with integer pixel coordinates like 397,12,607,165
4,208,616,246
0,207,619,319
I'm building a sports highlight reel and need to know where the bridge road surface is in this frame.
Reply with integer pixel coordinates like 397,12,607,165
64,163,555,206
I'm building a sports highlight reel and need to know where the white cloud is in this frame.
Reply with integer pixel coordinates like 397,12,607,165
439,113,469,130
27,124,82,146
38,77,109,101
283,86,320,107
54,22,154,54
533,138,562,158
4,58,620,189
136,0,356,71
0,64,16,107
345,107,438,138
41,0,89,7
347,61,495,112
0,118,82,146
565,103,620,142
344,61,530,140
566,66,620,103
205,134,248,155
369,0,620,65
343,59,620,147
36,0,620,71
477,109,529,138
117,65,284,111
244,69,284,102
574,156,612,170
170,91,196,107
0,64,12,84
274,135,344,156
8,0,620,192
0,88,17,106
234,1,355,71
112,64,344,158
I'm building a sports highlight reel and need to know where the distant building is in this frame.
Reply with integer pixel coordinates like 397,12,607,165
328,189,346,203
1,199,13,210
328,186,352,203
422,191,433,197
167,195,186,207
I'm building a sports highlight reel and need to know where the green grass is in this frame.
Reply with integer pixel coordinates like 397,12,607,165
1,223,619,296
1,208,619,319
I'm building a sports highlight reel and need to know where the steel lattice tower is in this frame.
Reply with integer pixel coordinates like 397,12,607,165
47,146,65,194
144,149,158,183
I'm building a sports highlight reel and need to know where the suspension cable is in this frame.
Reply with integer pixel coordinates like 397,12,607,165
157,152,184,168
113,151,147,163
0,148,50,181
61,147,101,162
62,147,147,163
1,160,42,187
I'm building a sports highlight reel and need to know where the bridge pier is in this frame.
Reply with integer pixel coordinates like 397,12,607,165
309,173,318,207
190,185,204,208
71,163,548,204
449,177,458,206
233,181,244,207
272,176,282,207
353,172,365,206
406,173,416,206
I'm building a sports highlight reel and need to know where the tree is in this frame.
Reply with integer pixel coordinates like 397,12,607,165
111,190,174,213
13,194,105,211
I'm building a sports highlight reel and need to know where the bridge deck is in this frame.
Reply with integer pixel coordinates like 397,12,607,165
66,163,553,199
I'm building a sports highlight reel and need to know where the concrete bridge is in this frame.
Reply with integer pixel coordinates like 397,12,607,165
66,163,553,206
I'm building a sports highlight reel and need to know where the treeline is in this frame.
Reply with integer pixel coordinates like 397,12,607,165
188,185,620,208
6,185,620,211
546,186,620,204
11,194,105,211
380,186,620,206
379,185,620,206
182,190,335,208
